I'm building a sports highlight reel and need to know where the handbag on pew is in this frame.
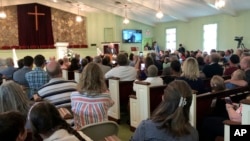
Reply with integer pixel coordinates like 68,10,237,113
58,107,73,119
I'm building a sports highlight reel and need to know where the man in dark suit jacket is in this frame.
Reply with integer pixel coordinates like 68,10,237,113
105,43,117,55
202,53,223,78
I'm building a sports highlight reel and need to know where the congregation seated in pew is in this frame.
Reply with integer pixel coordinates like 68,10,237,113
71,63,114,130
176,57,207,94
0,57,17,80
161,60,181,84
105,53,137,81
13,56,34,97
191,86,250,141
0,111,27,141
135,56,154,80
133,65,163,91
93,56,111,75
0,80,30,117
28,101,92,141
131,80,198,141
225,69,246,89
37,61,77,108
202,94,250,141
224,56,250,87
25,54,50,99
223,98,250,141
202,53,223,78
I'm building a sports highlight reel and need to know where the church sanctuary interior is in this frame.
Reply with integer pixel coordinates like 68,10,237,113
1,0,250,141
0,0,250,59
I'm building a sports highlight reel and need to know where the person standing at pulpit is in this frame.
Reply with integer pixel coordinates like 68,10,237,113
105,43,117,55
152,41,160,55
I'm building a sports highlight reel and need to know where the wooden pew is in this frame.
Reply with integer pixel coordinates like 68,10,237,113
130,82,198,131
62,70,74,80
108,77,134,123
190,86,250,140
161,75,178,84
74,70,80,83
129,81,166,130
196,87,250,129
201,75,231,91
62,69,68,80
223,99,250,141
129,81,249,134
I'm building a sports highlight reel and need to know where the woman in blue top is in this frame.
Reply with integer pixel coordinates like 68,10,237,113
131,80,198,141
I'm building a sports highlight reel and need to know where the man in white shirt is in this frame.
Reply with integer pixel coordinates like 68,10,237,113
106,43,117,55
105,53,137,81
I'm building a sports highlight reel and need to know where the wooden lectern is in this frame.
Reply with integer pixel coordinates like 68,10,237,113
55,42,69,59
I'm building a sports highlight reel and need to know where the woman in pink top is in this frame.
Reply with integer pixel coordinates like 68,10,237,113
71,62,114,130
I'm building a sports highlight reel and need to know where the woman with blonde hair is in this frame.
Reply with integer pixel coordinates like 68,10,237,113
71,62,114,130
177,57,206,94
131,80,198,141
210,75,226,92
0,81,30,116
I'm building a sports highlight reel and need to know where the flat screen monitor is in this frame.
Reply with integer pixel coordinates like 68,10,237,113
122,29,142,43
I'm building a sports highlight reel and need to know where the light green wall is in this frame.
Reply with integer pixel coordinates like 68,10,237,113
4,9,250,60
86,12,154,53
0,48,96,61
154,10,250,52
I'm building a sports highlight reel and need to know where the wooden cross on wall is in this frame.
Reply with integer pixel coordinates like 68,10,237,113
27,5,45,31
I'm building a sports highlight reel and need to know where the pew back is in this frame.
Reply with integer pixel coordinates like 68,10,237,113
108,78,134,123
62,70,75,80
74,71,80,83
130,81,166,129
191,86,250,140
224,99,250,141
196,87,250,129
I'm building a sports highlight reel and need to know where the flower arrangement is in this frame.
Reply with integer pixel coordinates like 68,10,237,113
64,49,75,61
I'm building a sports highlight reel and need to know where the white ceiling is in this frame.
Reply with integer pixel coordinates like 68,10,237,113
3,0,250,26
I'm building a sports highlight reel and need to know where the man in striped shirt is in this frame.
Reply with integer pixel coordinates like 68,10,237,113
37,61,77,108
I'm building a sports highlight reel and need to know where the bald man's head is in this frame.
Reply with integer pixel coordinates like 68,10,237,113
46,61,62,78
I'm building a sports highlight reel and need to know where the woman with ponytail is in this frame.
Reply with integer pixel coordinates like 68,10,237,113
28,102,92,141
131,80,198,141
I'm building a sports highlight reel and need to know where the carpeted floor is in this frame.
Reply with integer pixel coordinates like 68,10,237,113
118,122,134,140
117,112,134,140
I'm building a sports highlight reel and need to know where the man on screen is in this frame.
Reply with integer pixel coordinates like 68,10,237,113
105,43,117,55
128,32,135,43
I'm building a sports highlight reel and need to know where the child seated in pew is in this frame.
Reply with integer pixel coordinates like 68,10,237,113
225,69,246,89
210,75,226,92
210,75,226,109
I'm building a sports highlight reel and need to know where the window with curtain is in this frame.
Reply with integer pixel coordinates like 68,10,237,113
166,28,176,53
203,23,217,54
